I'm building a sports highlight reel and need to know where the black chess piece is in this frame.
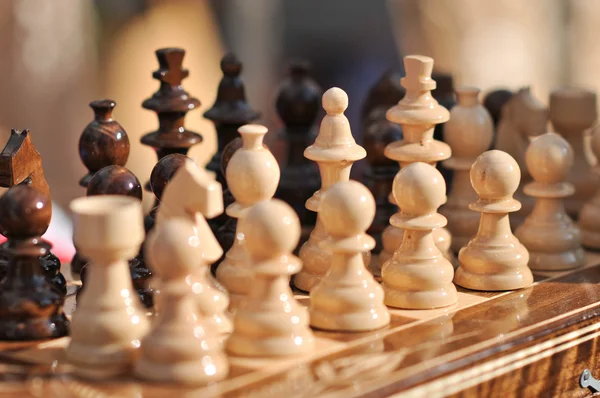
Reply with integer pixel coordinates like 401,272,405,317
211,138,242,274
145,153,190,233
0,129,66,294
204,53,260,188
141,48,202,193
78,100,130,187
274,60,322,239
361,69,405,122
0,185,69,340
73,100,130,275
484,89,514,145
77,165,153,308
431,73,456,187
363,107,403,253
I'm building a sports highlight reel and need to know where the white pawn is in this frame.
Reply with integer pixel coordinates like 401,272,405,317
67,196,149,379
310,181,390,331
156,159,231,333
216,124,280,312
135,218,228,385
382,162,457,309
455,150,533,291
579,125,600,249
441,87,494,252
515,133,585,270
227,200,314,357
295,87,367,292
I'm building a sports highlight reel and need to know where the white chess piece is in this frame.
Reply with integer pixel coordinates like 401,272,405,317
295,87,367,292
67,196,149,379
227,199,314,357
515,132,585,270
454,150,533,291
310,181,390,331
580,125,600,248
135,218,229,384
379,55,453,270
216,124,280,312
441,87,493,252
382,162,457,309
156,159,231,333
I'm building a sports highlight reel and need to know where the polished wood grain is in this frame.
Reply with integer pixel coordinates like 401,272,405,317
0,261,599,397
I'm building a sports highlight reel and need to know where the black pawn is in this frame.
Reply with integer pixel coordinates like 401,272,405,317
204,53,260,188
363,108,403,253
78,100,130,187
431,72,456,187
484,89,514,130
0,185,69,340
78,165,153,308
73,99,130,275
361,69,405,123
274,60,322,238
141,48,202,192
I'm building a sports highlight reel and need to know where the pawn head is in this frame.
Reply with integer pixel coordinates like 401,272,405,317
240,199,300,260
0,185,51,239
221,53,242,77
526,132,573,184
319,181,375,237
393,162,446,215
322,87,348,115
470,150,521,200
145,218,203,280
87,165,142,199
150,154,190,200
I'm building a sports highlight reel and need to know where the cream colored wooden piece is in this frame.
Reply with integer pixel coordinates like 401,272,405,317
495,87,548,225
382,162,457,309
454,150,533,291
580,125,600,248
294,87,367,292
135,218,228,384
216,124,280,312
441,87,493,252
378,55,453,274
550,88,599,218
310,181,390,331
515,133,585,270
227,199,314,357
156,160,231,334
67,196,149,379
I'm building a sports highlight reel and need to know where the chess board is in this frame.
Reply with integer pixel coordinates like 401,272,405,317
0,253,599,398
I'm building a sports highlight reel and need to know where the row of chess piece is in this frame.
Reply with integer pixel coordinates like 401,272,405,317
0,48,597,386
62,53,600,385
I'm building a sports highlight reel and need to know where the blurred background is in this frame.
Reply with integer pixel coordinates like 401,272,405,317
0,0,597,214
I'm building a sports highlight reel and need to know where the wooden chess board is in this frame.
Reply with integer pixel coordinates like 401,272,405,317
0,255,599,398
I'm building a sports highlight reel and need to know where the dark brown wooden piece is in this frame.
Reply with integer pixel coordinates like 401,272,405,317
141,48,202,191
484,89,514,129
76,165,153,308
274,60,322,236
204,53,260,187
0,129,65,294
361,69,405,122
0,185,69,340
78,100,130,187
86,165,142,198
362,107,402,253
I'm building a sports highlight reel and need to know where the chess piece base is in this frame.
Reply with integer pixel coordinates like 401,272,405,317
454,266,533,291
0,314,68,341
310,309,390,332
227,333,314,357
527,248,586,271
134,356,228,385
383,285,458,310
